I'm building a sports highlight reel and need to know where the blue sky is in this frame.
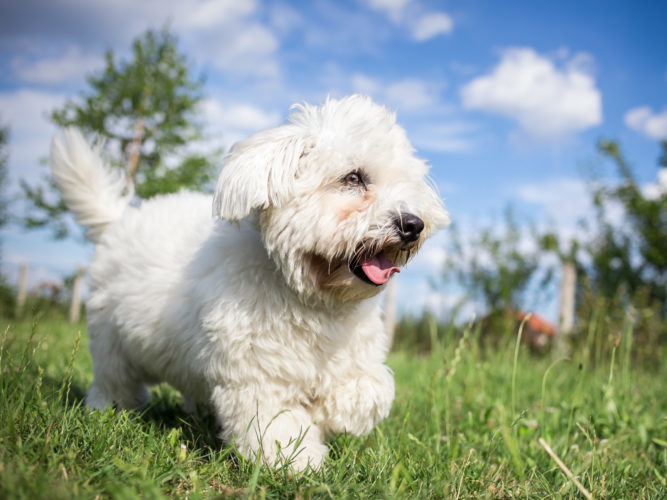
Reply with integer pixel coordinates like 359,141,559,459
1,0,666,320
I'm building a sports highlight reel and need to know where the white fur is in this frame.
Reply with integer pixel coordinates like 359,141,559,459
50,131,132,240
50,95,449,472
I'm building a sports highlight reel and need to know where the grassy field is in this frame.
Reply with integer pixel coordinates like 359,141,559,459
1,312,666,499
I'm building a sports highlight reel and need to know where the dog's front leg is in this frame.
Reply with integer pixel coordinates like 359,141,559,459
318,363,395,438
211,384,328,472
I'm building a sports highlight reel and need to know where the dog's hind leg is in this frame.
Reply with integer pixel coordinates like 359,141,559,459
86,379,149,411
85,325,150,411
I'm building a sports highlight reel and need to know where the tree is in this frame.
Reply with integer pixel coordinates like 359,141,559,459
443,207,549,315
0,124,8,233
0,123,16,316
22,28,219,238
586,139,667,312
538,140,666,355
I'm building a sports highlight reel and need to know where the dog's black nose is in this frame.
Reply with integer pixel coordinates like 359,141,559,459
395,213,424,243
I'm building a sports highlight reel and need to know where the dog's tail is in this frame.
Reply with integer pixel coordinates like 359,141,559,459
50,128,133,242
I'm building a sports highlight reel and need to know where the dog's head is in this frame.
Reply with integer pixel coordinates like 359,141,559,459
213,95,450,303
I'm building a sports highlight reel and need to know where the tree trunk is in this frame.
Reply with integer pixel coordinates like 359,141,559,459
69,267,85,323
125,117,145,190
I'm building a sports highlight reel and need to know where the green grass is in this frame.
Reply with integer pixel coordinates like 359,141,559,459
1,313,666,498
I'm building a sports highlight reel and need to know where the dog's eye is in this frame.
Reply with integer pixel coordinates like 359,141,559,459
343,171,364,186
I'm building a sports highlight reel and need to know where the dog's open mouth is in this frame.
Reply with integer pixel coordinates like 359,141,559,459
350,250,401,286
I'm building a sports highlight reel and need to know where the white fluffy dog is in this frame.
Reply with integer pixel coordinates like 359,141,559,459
50,95,449,471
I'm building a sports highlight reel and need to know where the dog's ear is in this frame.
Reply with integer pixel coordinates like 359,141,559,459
213,125,305,221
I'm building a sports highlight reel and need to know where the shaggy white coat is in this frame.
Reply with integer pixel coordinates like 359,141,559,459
50,95,449,471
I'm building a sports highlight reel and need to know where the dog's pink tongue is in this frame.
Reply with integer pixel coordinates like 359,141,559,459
361,252,400,285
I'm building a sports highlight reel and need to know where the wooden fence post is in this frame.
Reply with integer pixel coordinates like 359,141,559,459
384,277,398,347
15,262,28,318
69,267,85,323
555,260,576,356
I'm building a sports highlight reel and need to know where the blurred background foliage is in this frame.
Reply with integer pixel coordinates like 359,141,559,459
20,28,221,239
399,139,667,361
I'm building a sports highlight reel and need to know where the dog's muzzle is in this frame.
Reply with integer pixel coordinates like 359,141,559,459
350,212,424,286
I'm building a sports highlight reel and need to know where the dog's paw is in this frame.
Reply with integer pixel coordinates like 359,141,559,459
238,429,328,473
224,401,329,473
322,365,395,436
260,425,329,473
285,440,328,473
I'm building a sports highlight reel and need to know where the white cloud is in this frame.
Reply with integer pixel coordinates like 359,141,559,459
516,177,591,227
515,176,627,251
366,0,411,22
514,176,620,248
2,226,94,289
624,106,667,140
202,98,281,145
385,78,439,110
2,0,281,80
515,178,593,266
0,89,63,133
643,168,667,200
351,74,443,112
410,12,453,41
514,174,661,288
365,0,453,41
408,232,449,272
11,46,103,85
411,122,476,152
177,0,256,30
203,23,280,77
0,89,65,187
173,1,281,78
351,74,475,152
449,61,477,76
268,3,303,35
350,74,379,95
461,47,602,139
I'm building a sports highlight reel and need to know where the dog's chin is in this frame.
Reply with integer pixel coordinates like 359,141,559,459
349,248,403,287
303,244,413,303
303,253,382,302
